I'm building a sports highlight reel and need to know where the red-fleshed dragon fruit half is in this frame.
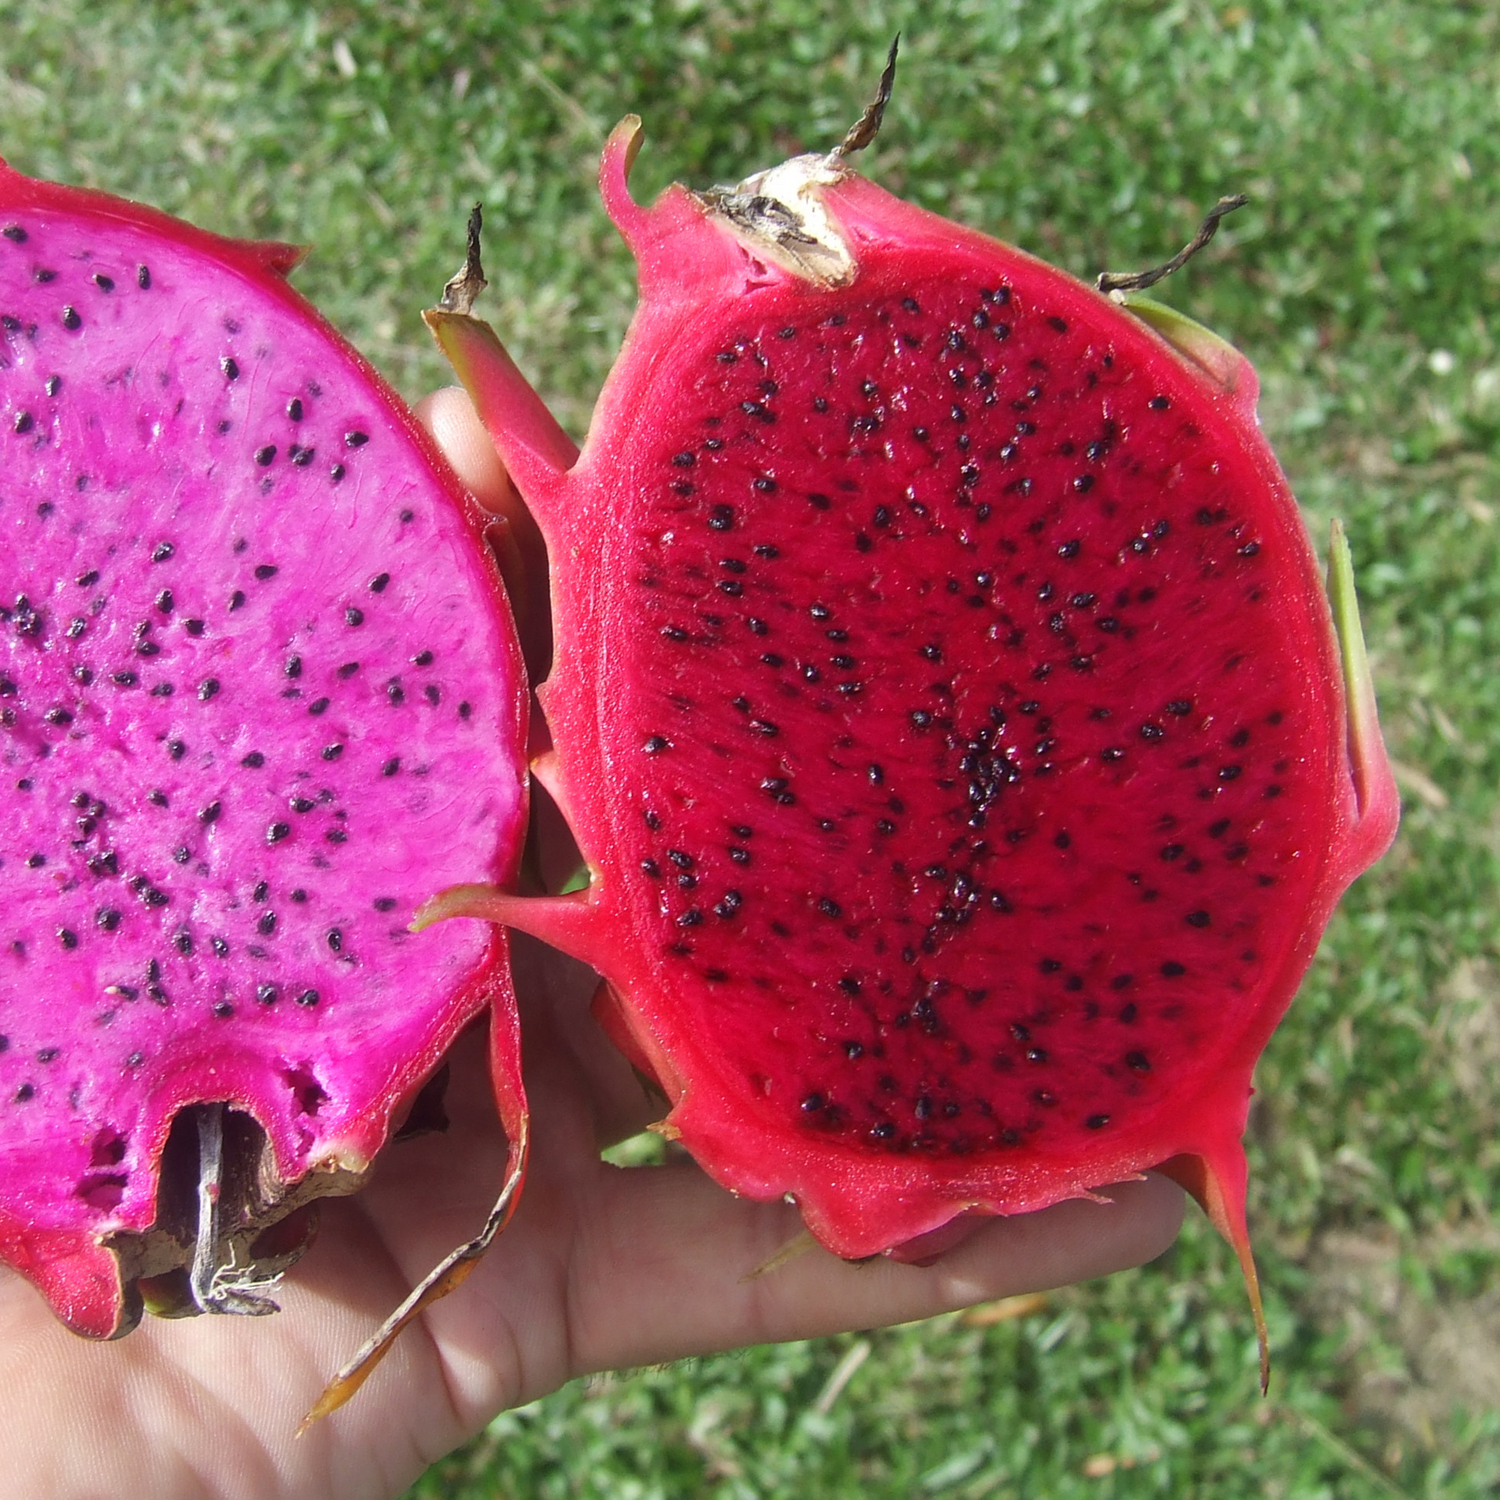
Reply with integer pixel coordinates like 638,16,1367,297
0,162,530,1364
421,56,1399,1383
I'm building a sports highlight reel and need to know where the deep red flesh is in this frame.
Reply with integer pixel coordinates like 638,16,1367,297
601,269,1329,1162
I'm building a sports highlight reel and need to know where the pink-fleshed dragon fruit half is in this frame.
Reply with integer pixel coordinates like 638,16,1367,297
418,55,1400,1385
0,161,530,1367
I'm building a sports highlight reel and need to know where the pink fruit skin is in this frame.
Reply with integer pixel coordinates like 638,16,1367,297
425,119,1399,1374
0,163,529,1340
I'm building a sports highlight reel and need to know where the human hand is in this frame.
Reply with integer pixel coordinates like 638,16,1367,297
0,390,1184,1500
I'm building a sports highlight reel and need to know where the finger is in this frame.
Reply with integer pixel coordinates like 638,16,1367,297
414,385,553,677
510,934,668,1150
556,1160,1185,1389
412,385,517,515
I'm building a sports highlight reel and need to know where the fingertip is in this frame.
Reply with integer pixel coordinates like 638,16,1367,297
413,386,517,515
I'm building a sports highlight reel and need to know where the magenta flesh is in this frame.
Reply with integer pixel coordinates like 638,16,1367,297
0,165,528,1340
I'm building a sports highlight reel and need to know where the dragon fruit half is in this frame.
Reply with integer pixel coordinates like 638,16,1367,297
420,70,1399,1383
0,162,529,1349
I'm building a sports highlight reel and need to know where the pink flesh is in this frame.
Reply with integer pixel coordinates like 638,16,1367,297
0,166,527,1336
443,131,1397,1283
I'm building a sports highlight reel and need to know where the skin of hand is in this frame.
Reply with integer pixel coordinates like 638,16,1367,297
0,388,1185,1500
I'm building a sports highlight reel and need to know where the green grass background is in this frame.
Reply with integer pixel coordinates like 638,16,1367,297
4,1,1499,1493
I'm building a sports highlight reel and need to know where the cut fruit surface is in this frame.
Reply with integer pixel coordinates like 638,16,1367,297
0,162,529,1342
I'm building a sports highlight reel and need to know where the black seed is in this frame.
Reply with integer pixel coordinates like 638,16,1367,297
383,757,401,776
255,445,276,466
1148,395,1169,410
1,226,24,242
1218,765,1242,781
1086,1114,1110,1129
296,989,319,1007
1162,960,1186,976
257,910,278,934
184,618,205,637
1126,1051,1151,1073
345,607,364,626
199,801,222,824
807,492,831,510
345,430,369,448
709,504,734,531
147,788,168,807
14,1084,34,1102
330,464,345,482
197,678,220,702
220,356,240,380
256,983,279,1005
254,564,278,581
386,681,404,706
1166,699,1192,716
308,697,330,715
817,897,841,918
57,927,78,950
1185,910,1210,927
412,650,434,667
338,662,359,680
61,305,81,331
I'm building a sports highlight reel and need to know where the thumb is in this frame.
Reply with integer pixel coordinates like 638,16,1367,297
412,385,518,516
413,385,553,683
